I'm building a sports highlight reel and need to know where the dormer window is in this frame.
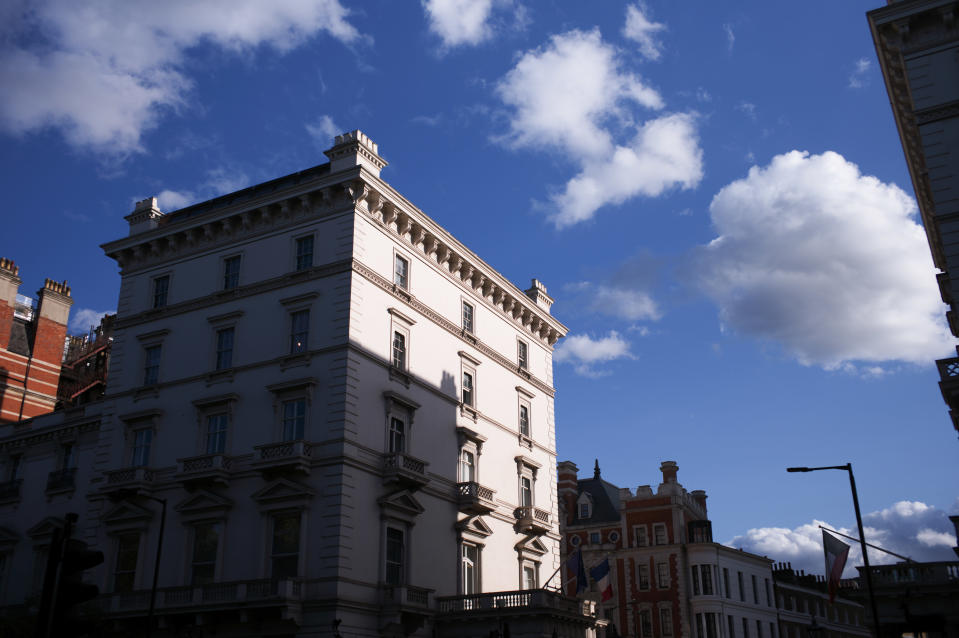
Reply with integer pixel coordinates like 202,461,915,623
576,493,593,519
580,502,591,518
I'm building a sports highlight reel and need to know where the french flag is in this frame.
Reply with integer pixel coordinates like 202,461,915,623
590,558,614,602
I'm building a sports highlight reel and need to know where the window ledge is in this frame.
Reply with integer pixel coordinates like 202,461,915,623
281,353,311,370
459,404,478,422
205,369,235,386
518,434,533,450
134,386,160,401
389,366,411,387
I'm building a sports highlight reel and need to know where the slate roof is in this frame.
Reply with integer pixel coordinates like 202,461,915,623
570,461,622,525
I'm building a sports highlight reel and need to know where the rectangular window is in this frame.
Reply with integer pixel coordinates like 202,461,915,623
295,236,314,271
770,623,776,638
392,331,406,369
661,608,673,637
386,527,404,585
131,429,153,467
579,503,590,518
394,254,409,289
290,310,309,354
692,565,701,595
654,524,667,545
205,413,228,454
656,562,669,589
462,543,478,594
701,565,714,595
462,371,474,407
589,532,600,545
523,564,537,590
728,615,736,638
756,620,763,638
222,255,241,290
389,416,405,453
724,567,731,598
282,399,306,441
517,340,528,370
271,513,300,579
752,574,759,604
459,449,475,482
152,275,169,309
60,444,74,470
462,301,474,333
8,455,22,481
743,618,750,638
143,345,161,385
520,476,532,507
518,403,530,437
638,564,650,590
215,327,234,370
696,614,717,638
635,526,648,547
765,578,772,606
640,610,652,638
191,522,221,585
113,533,139,593
738,571,745,601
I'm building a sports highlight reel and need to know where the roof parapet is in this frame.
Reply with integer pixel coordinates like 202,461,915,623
125,197,165,236
324,130,388,178
524,279,554,314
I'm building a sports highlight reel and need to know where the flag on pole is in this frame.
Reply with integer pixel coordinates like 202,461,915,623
590,557,614,602
567,546,588,594
822,529,850,603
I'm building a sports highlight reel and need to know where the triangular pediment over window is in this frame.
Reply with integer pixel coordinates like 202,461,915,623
175,489,234,519
378,489,424,521
456,515,493,540
0,526,19,551
27,516,65,542
515,535,548,556
101,501,154,532
252,478,315,510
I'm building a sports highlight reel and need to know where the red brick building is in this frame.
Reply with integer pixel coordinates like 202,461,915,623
559,460,779,638
0,257,73,423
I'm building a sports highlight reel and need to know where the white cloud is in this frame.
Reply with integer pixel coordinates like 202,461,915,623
697,150,954,369
554,331,634,377
152,167,251,212
0,0,362,155
156,189,194,211
622,3,666,61
723,23,735,51
495,29,702,227
423,0,494,47
728,501,958,578
69,308,113,334
849,57,871,89
305,114,341,147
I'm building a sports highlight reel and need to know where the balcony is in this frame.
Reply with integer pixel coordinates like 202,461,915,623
383,452,430,489
456,481,496,515
380,584,434,636
936,357,959,413
46,467,77,494
0,479,22,503
435,589,599,638
98,578,303,623
102,466,157,495
514,506,551,534
252,440,312,475
176,453,233,486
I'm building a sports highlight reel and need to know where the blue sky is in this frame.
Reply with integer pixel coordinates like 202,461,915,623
1,0,956,575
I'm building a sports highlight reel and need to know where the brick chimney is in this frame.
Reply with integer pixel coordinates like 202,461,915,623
125,196,165,236
661,460,679,483
32,279,73,366
0,257,21,350
557,461,579,526
324,130,387,178
524,279,554,314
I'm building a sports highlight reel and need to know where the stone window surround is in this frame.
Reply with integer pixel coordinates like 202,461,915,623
119,409,163,468
192,393,239,455
188,520,227,585
220,252,243,291
514,454,540,508
267,378,317,443
266,508,307,580
292,233,315,272
136,329,169,388
456,426,486,484
207,310,243,372
151,271,172,310
384,391,419,456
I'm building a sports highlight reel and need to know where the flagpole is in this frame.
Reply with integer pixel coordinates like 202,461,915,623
817,525,913,563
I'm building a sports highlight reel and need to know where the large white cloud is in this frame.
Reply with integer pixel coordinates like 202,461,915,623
622,3,666,61
554,331,634,377
495,28,702,227
698,150,954,369
423,0,494,47
727,500,958,578
69,308,114,335
0,0,362,155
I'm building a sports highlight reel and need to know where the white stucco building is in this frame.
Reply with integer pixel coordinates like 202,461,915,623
0,131,600,637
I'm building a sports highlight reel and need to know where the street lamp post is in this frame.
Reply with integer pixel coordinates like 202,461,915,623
786,464,881,638
143,494,167,638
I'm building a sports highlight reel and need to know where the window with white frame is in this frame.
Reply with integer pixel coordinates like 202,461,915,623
385,526,405,585
517,339,529,370
462,300,474,333
518,401,530,437
113,533,139,593
143,344,161,386
131,429,153,467
695,613,719,638
152,275,169,309
660,608,674,637
222,255,241,290
724,567,731,598
191,522,221,585
388,416,406,453
522,562,538,590
752,574,759,604
205,413,228,454
462,369,475,407
640,610,653,638
638,563,650,590
392,330,407,370
282,399,306,441
653,523,667,545
656,561,669,589
738,571,745,601
461,543,479,594
394,254,409,290
519,475,532,507
459,449,475,482
60,443,75,470
215,327,234,371
271,512,301,578
579,502,591,519
295,235,314,271
635,525,648,547
289,309,309,354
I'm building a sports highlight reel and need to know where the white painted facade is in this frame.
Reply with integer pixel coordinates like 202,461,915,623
0,132,596,637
